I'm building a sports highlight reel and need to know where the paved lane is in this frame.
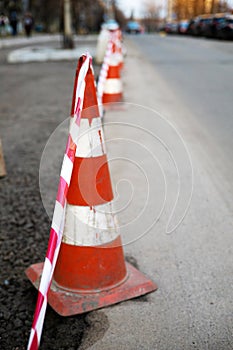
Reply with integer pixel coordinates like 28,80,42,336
127,34,233,201
93,35,233,350
137,35,233,143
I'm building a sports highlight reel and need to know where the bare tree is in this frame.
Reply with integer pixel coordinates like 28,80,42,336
142,0,161,32
112,0,127,28
72,0,104,34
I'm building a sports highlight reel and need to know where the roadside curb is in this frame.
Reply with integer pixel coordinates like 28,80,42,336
7,45,96,63
0,34,98,49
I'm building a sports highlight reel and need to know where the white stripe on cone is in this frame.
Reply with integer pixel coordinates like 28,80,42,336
75,118,106,157
63,202,119,246
64,115,119,246
103,79,122,94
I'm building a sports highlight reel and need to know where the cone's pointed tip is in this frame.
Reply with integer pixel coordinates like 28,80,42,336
78,53,93,67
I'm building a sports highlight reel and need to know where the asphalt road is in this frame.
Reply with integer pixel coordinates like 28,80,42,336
0,34,232,350
127,34,233,204
96,34,233,349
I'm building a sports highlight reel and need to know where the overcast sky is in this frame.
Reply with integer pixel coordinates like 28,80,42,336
117,0,145,18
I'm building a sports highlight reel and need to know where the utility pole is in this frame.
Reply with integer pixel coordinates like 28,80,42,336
63,0,74,49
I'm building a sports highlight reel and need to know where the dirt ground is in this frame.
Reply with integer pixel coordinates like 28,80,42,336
0,45,105,349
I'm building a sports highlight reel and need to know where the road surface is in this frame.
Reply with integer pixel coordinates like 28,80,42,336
127,33,233,202
0,34,232,350
94,34,233,350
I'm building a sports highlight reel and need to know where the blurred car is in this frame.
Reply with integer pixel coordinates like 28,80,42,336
164,21,178,34
217,15,233,40
193,15,213,36
125,21,141,34
204,13,231,38
178,20,189,34
186,17,199,35
164,22,171,33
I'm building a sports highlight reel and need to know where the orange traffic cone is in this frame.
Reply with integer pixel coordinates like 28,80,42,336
102,51,123,105
0,139,6,178
26,59,157,316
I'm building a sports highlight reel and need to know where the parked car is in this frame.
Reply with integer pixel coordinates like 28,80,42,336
178,20,190,34
217,15,233,40
186,17,199,35
164,21,178,34
164,22,172,33
193,15,213,36
204,13,231,38
125,21,141,34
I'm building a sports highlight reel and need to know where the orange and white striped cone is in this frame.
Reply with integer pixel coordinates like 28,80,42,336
102,52,123,106
0,138,6,178
53,62,127,298
26,59,157,316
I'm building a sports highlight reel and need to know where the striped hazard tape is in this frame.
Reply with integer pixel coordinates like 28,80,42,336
27,53,92,350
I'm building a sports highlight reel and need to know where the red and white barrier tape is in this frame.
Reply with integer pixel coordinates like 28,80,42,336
113,29,122,51
27,53,92,350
